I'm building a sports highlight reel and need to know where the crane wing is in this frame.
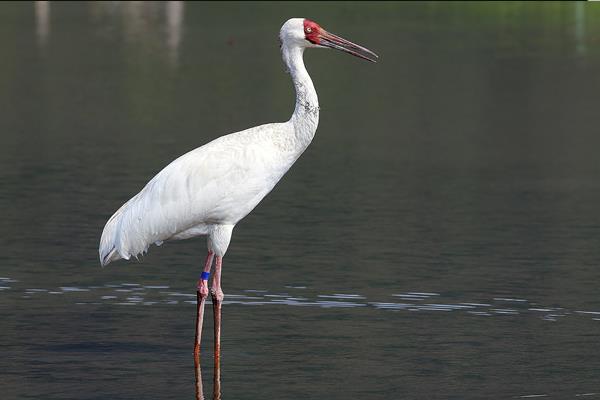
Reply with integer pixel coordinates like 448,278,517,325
99,123,293,266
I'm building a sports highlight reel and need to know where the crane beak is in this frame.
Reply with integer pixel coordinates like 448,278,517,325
318,30,379,63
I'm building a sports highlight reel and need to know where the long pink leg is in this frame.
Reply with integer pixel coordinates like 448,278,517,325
194,251,214,363
211,256,224,372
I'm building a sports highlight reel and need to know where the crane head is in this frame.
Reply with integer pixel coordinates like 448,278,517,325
280,18,378,63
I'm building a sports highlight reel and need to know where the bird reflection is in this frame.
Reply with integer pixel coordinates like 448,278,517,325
194,360,204,400
194,359,221,400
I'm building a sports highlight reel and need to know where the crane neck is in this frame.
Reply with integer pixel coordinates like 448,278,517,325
282,44,319,148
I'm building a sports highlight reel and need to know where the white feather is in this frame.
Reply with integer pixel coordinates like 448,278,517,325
99,18,321,266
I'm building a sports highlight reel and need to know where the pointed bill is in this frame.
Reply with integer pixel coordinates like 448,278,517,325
318,30,379,63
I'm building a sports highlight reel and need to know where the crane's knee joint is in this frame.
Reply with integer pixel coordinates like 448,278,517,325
211,288,224,302
197,280,209,297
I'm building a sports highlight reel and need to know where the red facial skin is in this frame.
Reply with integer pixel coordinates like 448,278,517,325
303,19,322,45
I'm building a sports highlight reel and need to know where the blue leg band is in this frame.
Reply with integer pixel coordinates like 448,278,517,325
200,272,210,281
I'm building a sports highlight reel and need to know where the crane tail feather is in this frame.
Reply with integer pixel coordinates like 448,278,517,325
98,187,167,267
100,246,120,267
99,201,134,267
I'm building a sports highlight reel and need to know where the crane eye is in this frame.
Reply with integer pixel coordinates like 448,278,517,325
305,27,312,33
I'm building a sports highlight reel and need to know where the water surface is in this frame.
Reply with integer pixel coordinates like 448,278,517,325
1,2,600,399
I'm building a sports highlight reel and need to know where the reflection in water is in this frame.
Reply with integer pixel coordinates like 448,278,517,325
165,1,184,68
213,360,221,400
194,362,204,400
34,1,50,47
115,1,184,63
123,1,144,42
574,2,586,56
195,359,221,400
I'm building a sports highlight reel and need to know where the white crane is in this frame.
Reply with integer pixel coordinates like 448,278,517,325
99,18,377,366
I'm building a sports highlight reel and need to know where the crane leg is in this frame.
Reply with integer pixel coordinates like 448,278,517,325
211,256,224,372
194,251,214,363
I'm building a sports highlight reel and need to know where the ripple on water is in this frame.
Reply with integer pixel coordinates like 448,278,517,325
1,279,599,323
0,277,17,291
318,293,366,300
60,287,90,292
165,292,196,298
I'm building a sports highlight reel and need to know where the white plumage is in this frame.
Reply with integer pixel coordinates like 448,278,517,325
99,18,376,267
99,121,310,265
